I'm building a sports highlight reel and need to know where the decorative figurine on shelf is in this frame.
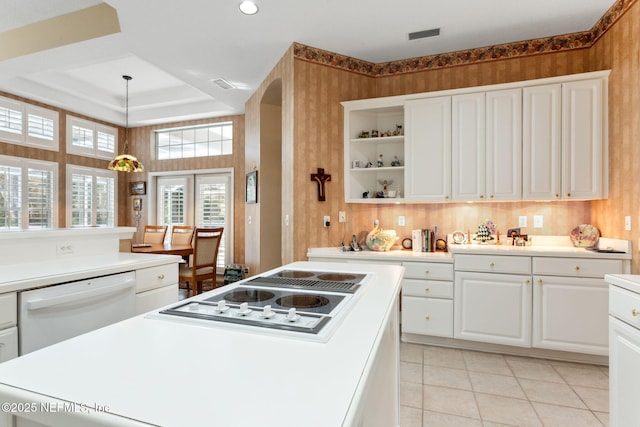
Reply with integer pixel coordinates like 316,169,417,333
371,129,379,137
362,191,370,199
359,130,370,138
377,154,384,167
393,124,403,136
390,156,402,166
377,179,393,197
364,161,373,168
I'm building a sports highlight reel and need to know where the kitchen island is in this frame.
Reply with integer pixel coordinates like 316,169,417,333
0,261,404,427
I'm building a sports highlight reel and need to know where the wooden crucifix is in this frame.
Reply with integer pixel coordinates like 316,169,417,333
311,168,331,201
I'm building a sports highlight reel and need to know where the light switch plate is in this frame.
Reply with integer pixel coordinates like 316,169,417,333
398,215,405,226
518,216,527,227
625,215,631,231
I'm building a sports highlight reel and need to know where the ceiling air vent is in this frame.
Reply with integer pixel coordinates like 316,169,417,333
408,28,441,40
211,78,235,90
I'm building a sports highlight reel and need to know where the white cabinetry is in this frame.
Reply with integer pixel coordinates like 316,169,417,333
401,261,454,337
404,96,452,201
343,71,608,204
454,254,532,347
522,84,562,200
342,100,405,202
135,263,179,314
562,78,606,200
486,88,522,200
533,257,621,355
523,78,607,201
607,275,640,426
452,92,485,201
0,292,17,363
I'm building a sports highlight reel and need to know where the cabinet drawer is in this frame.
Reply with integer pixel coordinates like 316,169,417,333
402,296,453,337
534,257,622,278
454,254,531,274
0,293,17,329
402,261,453,281
402,278,452,299
610,286,640,329
136,263,179,293
0,327,18,363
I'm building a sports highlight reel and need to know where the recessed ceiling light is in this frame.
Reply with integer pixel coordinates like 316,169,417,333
239,1,258,15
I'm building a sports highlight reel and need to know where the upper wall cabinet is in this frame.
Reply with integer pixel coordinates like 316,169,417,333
522,84,562,200
343,99,405,203
404,96,452,201
342,70,609,204
562,78,606,200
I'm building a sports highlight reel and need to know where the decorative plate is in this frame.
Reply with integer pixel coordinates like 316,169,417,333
452,230,466,244
570,224,600,248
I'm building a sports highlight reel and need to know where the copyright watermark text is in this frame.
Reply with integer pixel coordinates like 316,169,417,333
2,401,110,414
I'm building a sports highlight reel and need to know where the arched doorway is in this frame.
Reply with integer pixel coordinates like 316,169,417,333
259,79,282,270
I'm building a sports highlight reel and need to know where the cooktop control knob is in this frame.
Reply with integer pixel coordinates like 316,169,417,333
215,300,229,313
188,302,199,311
286,307,300,322
261,305,276,319
237,302,251,316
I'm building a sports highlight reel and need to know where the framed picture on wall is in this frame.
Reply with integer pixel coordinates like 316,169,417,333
246,171,258,204
133,198,142,211
129,181,146,195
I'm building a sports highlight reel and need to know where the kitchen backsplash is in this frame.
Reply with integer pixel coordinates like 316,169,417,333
335,200,592,247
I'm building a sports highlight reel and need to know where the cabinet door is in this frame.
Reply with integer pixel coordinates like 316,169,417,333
452,92,485,201
609,317,640,427
486,89,522,200
404,96,451,201
522,84,562,200
0,327,18,362
135,284,178,314
533,276,608,355
402,296,453,337
454,272,531,347
562,78,605,199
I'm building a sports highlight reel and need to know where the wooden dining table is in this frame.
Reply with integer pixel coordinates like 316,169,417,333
131,243,193,257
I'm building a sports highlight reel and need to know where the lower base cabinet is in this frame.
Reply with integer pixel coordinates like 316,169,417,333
402,296,453,337
533,276,608,355
609,317,640,427
0,327,18,363
454,272,532,347
135,284,178,314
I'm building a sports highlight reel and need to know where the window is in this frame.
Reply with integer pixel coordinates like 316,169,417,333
66,116,117,159
67,165,117,227
0,155,58,230
155,171,232,268
155,122,232,160
0,96,59,150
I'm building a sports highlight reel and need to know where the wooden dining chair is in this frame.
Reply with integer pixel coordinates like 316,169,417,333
170,225,195,245
143,225,168,244
178,227,223,296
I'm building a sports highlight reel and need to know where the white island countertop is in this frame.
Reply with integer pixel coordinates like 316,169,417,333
0,261,404,427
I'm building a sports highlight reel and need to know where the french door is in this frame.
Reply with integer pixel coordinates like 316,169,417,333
156,172,231,267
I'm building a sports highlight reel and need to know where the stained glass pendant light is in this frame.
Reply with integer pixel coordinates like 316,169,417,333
108,75,144,172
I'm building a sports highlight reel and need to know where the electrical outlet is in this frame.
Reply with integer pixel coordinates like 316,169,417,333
323,216,330,227
518,216,527,227
398,215,405,226
533,215,543,228
338,211,346,223
625,215,631,231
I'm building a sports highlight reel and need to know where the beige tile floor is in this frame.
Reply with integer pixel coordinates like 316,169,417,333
400,342,609,427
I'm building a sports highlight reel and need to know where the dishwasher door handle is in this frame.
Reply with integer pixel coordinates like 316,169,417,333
26,279,136,311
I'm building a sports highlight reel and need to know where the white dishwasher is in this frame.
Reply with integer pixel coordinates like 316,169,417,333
18,271,136,355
